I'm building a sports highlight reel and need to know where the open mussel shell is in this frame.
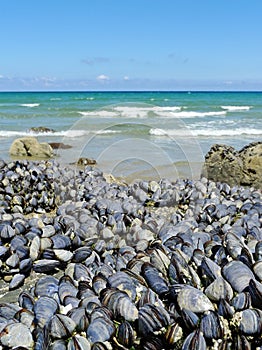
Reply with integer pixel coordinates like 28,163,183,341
14,308,34,330
18,291,35,312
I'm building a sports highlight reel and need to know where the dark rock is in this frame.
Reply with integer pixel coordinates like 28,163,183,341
202,142,262,188
49,142,72,150
29,126,55,133
77,157,97,166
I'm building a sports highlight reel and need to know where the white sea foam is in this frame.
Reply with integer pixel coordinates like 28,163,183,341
0,129,88,138
149,128,262,137
149,128,191,137
192,128,262,136
95,130,121,135
20,103,40,107
221,106,251,111
113,106,149,118
78,107,225,119
157,111,227,118
63,130,88,137
78,111,117,117
149,128,168,136
114,106,182,118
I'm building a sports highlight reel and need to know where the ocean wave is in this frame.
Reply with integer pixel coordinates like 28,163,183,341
192,128,262,136
153,111,226,118
114,105,182,113
79,106,182,118
78,111,117,117
78,107,225,119
149,128,191,137
20,103,40,108
221,106,251,111
149,128,262,137
0,129,88,138
95,130,121,135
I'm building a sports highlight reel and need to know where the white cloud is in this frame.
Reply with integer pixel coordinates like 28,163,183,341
97,74,110,81
123,76,129,80
0,75,4,79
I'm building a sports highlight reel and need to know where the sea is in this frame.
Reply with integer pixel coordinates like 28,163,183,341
0,91,261,182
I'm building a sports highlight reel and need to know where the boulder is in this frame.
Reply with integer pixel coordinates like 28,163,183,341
10,137,54,158
239,142,262,188
202,142,262,188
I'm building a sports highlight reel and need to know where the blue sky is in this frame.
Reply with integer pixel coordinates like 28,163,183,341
1,0,262,91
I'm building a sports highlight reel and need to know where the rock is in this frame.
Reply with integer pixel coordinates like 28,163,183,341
239,142,262,188
10,137,54,158
77,157,97,166
49,142,72,149
29,126,55,133
202,142,262,188
201,144,243,187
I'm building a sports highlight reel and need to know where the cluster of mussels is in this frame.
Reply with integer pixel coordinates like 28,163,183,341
0,159,262,350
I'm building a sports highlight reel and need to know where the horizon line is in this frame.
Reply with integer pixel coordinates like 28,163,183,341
1,89,262,93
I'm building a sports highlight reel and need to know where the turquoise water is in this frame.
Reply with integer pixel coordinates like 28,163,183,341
0,91,261,181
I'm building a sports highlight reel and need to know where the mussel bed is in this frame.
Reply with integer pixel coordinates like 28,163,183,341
0,159,261,349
